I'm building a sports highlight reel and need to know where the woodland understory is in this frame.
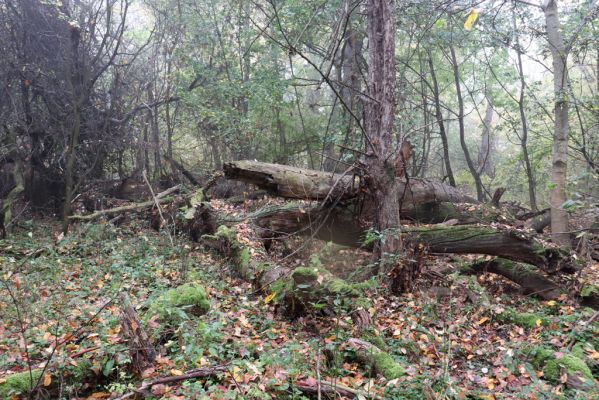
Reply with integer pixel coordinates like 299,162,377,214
1,0,599,398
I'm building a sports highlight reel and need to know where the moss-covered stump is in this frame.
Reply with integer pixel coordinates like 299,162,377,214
531,347,596,390
147,283,210,334
346,338,405,380
201,225,251,279
0,370,43,398
494,307,550,329
284,266,371,317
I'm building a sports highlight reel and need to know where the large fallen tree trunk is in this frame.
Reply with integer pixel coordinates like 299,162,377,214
251,204,576,272
462,258,564,300
223,160,478,207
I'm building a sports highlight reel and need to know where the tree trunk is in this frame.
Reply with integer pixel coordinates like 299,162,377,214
463,258,563,300
449,44,484,201
513,6,538,211
364,0,401,281
428,51,456,187
223,160,478,206
62,28,84,234
250,203,575,273
544,0,570,246
478,95,495,178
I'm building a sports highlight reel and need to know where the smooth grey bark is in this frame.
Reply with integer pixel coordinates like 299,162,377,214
543,0,570,246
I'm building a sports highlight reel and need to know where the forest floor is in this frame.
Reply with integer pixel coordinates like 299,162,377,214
0,198,598,400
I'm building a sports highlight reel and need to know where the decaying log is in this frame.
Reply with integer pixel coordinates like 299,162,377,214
120,294,156,373
529,209,551,233
463,258,563,300
251,202,576,272
69,185,181,221
223,160,478,207
345,338,405,380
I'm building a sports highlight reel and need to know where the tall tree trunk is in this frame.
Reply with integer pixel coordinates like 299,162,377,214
62,27,83,234
147,87,161,180
427,51,456,187
365,0,404,287
477,95,495,178
512,5,538,211
449,44,484,201
543,0,570,246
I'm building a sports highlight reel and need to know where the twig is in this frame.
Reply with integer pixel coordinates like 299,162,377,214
316,346,322,400
115,365,229,400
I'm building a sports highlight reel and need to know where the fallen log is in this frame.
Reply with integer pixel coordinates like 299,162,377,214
223,160,478,207
252,204,576,272
69,185,181,221
462,258,563,300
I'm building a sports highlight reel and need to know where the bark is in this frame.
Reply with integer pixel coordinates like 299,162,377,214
449,44,484,201
513,7,538,211
120,294,156,373
463,258,563,300
428,51,456,187
68,185,181,221
544,0,570,246
62,28,84,234
252,205,575,272
477,95,495,178
364,0,401,280
530,210,552,233
223,160,477,206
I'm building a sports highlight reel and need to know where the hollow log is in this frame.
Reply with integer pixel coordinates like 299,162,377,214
223,160,478,207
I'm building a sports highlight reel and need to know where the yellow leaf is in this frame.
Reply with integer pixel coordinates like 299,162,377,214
545,300,557,306
0,378,6,384
264,292,277,304
477,317,489,325
536,319,542,327
464,9,479,31
170,369,183,376
43,372,52,387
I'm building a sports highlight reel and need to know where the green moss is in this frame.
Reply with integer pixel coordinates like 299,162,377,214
372,352,405,380
495,308,550,328
148,283,210,327
532,347,593,382
292,267,319,285
581,285,598,298
0,370,42,398
215,225,236,241
360,328,386,350
238,248,250,279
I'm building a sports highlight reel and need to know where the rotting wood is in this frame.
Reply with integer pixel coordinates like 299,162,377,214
223,160,478,206
120,294,156,374
69,185,181,221
462,258,563,300
250,203,576,272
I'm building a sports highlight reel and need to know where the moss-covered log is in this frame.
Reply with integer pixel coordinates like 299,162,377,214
253,205,575,272
531,347,596,390
462,258,564,300
346,338,405,380
223,160,477,206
